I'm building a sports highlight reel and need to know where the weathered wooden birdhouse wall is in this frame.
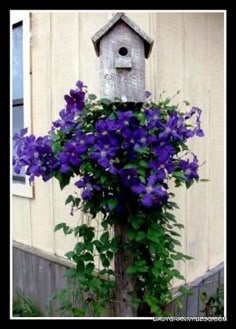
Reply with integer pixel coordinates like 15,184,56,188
100,21,145,102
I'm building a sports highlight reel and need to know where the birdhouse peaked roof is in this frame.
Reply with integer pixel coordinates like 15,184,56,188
92,12,154,58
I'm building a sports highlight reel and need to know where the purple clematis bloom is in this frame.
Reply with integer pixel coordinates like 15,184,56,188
90,144,117,169
117,111,134,128
95,119,119,136
144,109,161,129
57,141,83,172
132,128,157,149
118,168,138,187
184,107,204,137
131,175,168,207
75,176,101,201
180,155,199,181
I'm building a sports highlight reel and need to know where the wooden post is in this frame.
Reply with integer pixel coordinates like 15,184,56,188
92,12,153,316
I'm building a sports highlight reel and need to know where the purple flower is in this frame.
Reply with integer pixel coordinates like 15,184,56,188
131,175,168,207
90,144,117,170
117,111,134,128
57,141,83,172
180,155,199,181
144,109,161,129
132,128,157,149
144,90,152,99
75,176,101,200
118,168,138,187
13,133,59,183
184,107,204,137
95,119,119,135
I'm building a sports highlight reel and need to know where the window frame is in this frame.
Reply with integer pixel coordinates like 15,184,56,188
11,11,33,198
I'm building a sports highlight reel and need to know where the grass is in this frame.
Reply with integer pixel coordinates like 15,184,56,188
13,293,42,317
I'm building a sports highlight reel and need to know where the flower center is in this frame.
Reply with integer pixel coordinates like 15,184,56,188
185,169,191,176
100,150,107,157
124,120,129,126
140,137,147,143
146,185,153,193
165,127,171,133
86,183,92,190
80,140,85,145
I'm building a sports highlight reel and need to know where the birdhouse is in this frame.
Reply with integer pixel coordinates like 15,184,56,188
92,13,154,102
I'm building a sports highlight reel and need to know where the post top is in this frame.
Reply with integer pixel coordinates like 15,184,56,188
92,12,154,58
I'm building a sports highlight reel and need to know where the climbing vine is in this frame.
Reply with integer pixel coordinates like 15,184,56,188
13,81,205,316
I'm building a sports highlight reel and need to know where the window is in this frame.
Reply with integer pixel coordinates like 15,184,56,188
11,11,33,198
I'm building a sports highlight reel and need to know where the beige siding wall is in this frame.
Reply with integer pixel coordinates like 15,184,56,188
12,12,224,284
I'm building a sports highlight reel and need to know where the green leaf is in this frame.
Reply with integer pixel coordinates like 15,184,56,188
100,98,112,105
100,175,108,184
137,168,146,177
110,236,120,253
136,231,146,241
144,295,160,315
172,252,193,261
74,198,80,207
127,260,148,274
172,269,185,281
127,229,136,241
52,141,62,153
186,180,194,189
173,171,185,180
135,147,149,155
139,160,148,168
107,199,118,211
106,251,113,261
100,231,109,244
178,286,193,296
168,230,181,237
123,163,137,169
131,298,141,310
86,262,95,274
174,223,184,229
85,242,94,253
151,267,160,278
94,240,103,252
74,226,80,237
74,242,84,254
65,195,73,205
166,201,179,210
163,212,176,222
76,260,85,272
64,251,74,260
108,112,116,120
88,94,97,101
183,100,190,106
83,252,94,261
63,225,73,235
128,214,144,230
100,254,110,268
54,222,66,232
147,228,159,244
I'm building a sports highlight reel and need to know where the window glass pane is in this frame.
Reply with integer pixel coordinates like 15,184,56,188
13,106,25,178
13,23,23,100
13,105,24,135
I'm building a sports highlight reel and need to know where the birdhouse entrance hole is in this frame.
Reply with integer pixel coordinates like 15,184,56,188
119,47,128,56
